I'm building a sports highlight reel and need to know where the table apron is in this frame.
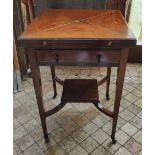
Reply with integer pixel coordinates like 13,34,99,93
35,49,121,67
18,39,136,49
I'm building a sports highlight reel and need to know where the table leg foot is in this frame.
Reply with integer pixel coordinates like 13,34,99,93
53,93,57,99
45,135,49,143
111,135,117,144
106,94,110,100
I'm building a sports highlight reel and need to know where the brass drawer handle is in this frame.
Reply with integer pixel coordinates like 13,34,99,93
108,41,112,46
43,41,47,46
97,54,102,63
55,54,59,63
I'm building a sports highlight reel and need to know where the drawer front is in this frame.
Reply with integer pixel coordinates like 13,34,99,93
36,50,121,66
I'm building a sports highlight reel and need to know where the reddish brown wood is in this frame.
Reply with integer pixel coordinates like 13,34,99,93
106,67,111,100
50,66,57,98
27,48,49,143
128,45,142,63
93,103,114,118
111,48,129,144
36,50,121,67
18,10,136,48
45,102,66,117
55,76,64,86
61,79,99,103
97,76,109,86
17,9,136,144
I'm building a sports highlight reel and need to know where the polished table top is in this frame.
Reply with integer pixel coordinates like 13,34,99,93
18,9,136,48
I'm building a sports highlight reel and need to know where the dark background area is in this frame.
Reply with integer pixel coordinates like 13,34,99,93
35,0,107,15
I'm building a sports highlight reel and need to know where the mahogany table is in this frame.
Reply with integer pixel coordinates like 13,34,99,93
18,9,136,144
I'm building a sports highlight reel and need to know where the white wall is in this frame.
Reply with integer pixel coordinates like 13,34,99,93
128,0,142,44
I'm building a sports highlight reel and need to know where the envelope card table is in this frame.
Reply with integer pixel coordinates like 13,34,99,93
18,9,136,143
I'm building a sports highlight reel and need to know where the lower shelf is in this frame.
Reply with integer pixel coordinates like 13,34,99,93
61,79,99,103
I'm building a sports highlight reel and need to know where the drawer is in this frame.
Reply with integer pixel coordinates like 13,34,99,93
36,50,121,66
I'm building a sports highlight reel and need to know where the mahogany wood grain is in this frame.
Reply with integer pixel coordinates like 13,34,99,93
55,76,64,86
50,66,57,98
97,76,109,86
111,48,129,144
128,45,142,63
106,67,111,100
18,10,136,48
27,48,49,142
93,103,114,118
61,79,99,103
18,9,136,144
35,50,121,67
45,102,67,117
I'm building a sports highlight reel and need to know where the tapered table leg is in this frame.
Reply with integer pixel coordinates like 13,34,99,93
111,48,129,144
28,49,49,143
50,66,57,99
106,67,111,100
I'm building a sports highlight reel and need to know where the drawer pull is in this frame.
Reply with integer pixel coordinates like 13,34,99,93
97,54,102,63
108,41,112,46
42,41,47,46
55,54,59,63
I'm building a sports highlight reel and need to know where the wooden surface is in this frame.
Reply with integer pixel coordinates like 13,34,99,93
18,9,136,48
128,45,142,63
36,50,121,67
61,79,99,103
111,48,128,143
17,9,137,143
18,2,141,62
